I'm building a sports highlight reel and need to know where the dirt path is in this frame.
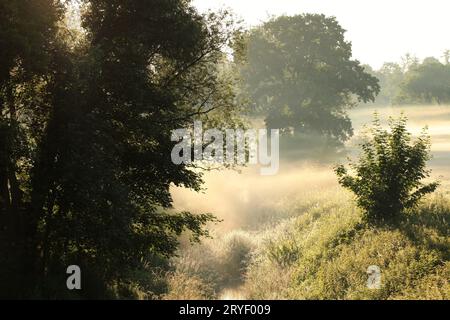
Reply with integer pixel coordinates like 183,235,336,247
219,285,247,300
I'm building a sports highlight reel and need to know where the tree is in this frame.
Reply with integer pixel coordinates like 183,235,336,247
365,62,404,106
398,57,450,105
0,0,63,298
400,53,420,73
0,0,242,298
444,50,450,65
236,14,380,143
335,114,439,225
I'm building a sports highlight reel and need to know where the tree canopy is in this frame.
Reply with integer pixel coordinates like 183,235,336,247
365,53,450,106
398,57,450,105
236,14,380,143
0,0,241,298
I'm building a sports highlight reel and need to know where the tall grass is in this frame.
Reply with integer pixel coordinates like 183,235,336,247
242,190,450,300
163,230,257,299
164,105,450,300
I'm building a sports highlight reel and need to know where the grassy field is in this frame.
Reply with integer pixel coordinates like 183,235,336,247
167,105,450,300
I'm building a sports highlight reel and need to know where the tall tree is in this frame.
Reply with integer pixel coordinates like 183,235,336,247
398,57,450,105
0,0,242,298
365,62,404,106
236,14,380,143
0,0,62,298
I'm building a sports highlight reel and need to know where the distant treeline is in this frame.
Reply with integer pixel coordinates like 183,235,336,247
364,52,450,106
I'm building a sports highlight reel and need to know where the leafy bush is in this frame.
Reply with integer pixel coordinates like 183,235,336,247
335,114,439,225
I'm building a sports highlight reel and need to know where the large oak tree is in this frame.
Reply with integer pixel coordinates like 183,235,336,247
237,14,380,144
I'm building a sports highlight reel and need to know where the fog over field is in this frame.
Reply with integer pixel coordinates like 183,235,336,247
172,105,450,231
169,105,450,299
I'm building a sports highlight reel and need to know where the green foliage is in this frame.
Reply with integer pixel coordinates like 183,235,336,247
365,53,450,106
364,62,404,106
335,114,439,225
266,237,300,268
0,0,241,299
237,14,380,143
0,0,62,84
398,58,450,105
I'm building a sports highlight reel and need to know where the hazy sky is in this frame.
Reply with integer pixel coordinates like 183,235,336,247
193,0,450,69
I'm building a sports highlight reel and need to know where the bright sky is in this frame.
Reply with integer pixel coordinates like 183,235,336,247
193,0,450,69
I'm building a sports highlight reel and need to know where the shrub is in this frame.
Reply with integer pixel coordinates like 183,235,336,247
335,114,439,225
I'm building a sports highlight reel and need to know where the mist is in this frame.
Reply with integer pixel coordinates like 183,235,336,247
172,105,450,232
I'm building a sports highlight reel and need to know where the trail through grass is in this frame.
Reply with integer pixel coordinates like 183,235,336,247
166,105,450,300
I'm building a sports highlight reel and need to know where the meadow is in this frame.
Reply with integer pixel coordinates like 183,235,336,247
167,105,450,300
